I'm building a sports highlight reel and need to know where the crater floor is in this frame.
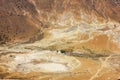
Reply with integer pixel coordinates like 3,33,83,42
0,0,120,80
0,43,120,80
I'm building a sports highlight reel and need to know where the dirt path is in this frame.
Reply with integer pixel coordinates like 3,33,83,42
89,55,112,80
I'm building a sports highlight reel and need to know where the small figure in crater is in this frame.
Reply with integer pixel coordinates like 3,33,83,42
57,50,67,55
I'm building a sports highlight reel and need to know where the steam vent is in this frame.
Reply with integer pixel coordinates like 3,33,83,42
0,0,120,80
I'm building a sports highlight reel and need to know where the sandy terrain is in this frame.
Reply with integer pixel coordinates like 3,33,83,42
0,0,120,80
0,44,120,80
6,51,80,73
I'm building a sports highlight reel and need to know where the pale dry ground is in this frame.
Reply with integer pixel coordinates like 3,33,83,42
0,42,120,80
25,21,120,54
0,0,120,79
0,49,120,80
6,51,80,73
0,23,120,80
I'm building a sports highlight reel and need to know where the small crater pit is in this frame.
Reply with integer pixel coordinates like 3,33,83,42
6,51,80,73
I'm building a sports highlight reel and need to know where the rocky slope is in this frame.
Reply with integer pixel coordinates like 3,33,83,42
0,0,120,80
0,0,120,53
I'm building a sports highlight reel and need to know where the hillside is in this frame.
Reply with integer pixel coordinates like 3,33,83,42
0,0,120,80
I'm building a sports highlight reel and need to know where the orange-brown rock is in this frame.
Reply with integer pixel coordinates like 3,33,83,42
0,0,120,43
0,0,120,79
